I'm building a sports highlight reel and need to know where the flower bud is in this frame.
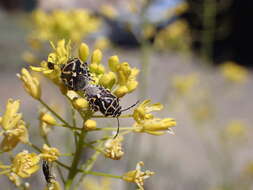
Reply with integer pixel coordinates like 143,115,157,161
97,65,105,74
99,72,116,89
40,113,57,126
83,119,97,131
17,68,41,100
89,63,98,73
91,49,102,64
114,85,128,98
108,55,119,72
73,98,89,109
79,43,89,62
127,80,138,92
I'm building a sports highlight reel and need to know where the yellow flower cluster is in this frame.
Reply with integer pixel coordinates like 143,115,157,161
30,40,71,85
30,9,100,44
11,150,40,178
0,99,29,152
1,148,60,185
154,20,190,51
31,40,139,98
40,144,60,162
133,100,176,135
220,61,248,83
122,161,154,190
104,136,124,160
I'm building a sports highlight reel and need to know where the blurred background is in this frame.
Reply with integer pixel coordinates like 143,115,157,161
0,0,253,189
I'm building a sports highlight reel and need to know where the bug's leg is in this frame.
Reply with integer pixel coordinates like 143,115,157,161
113,117,120,139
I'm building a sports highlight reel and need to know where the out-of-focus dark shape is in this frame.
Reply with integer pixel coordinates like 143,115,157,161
95,1,188,48
185,0,253,67
0,0,37,12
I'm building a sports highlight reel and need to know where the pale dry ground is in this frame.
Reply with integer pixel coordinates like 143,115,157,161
1,11,253,190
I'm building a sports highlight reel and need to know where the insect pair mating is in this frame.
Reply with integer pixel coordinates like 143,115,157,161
49,58,138,137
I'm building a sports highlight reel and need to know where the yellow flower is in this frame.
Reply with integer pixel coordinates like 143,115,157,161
30,9,100,43
112,61,139,98
154,20,190,51
104,136,124,160
133,118,176,135
0,99,22,130
30,40,71,84
0,99,29,152
40,144,60,162
133,100,163,123
171,73,199,95
1,121,29,152
83,119,97,131
99,72,116,89
11,150,40,178
133,100,176,135
122,161,154,190
220,61,248,83
224,120,247,139
17,68,41,99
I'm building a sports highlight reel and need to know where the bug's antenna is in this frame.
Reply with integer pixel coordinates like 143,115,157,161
121,100,140,112
113,117,120,139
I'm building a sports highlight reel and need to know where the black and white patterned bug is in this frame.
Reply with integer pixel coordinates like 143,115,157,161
84,84,122,117
50,58,138,137
60,58,92,91
47,58,92,91
42,160,55,185
83,84,139,137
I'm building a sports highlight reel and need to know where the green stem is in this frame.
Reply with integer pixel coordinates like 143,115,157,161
65,111,92,190
83,143,104,153
83,171,122,179
73,142,103,190
0,170,10,175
